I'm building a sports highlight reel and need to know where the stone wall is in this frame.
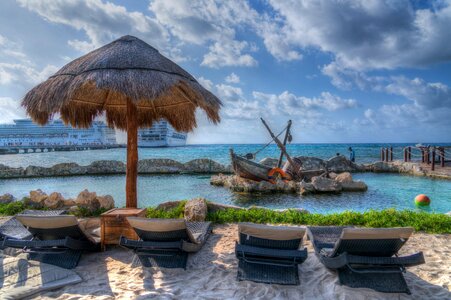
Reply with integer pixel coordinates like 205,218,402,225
0,158,232,179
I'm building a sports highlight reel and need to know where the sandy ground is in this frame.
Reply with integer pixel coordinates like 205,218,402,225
29,224,450,300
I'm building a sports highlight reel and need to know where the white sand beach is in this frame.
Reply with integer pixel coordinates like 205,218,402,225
26,224,450,300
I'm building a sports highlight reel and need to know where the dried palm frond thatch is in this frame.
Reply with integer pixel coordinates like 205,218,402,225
21,35,222,208
22,35,221,131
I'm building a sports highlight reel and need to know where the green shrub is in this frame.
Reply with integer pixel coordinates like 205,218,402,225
0,201,27,216
146,201,186,219
206,208,451,234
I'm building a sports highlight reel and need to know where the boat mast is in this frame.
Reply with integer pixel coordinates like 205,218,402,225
277,120,292,168
260,118,301,179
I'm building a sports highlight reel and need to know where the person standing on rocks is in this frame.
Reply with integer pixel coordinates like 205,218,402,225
348,147,355,162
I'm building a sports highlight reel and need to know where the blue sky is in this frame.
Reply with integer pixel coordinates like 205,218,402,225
0,0,450,144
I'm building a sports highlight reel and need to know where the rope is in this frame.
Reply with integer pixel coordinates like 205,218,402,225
252,125,288,157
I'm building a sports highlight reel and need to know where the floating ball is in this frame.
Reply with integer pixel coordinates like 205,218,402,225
415,194,430,207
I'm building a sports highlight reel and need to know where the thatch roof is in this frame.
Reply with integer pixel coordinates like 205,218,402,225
22,35,221,131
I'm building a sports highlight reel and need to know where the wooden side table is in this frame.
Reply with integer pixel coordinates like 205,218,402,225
100,208,146,251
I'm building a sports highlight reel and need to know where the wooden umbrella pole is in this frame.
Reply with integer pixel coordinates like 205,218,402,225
126,98,138,208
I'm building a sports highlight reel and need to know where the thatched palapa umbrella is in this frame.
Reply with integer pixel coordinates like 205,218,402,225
22,35,221,208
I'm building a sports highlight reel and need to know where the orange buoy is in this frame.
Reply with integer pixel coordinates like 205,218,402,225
268,168,290,184
414,194,430,207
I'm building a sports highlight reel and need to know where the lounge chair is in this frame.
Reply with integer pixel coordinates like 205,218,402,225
307,226,425,294
235,223,308,285
2,215,100,269
120,218,212,269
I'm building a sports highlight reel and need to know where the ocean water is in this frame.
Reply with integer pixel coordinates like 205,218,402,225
0,144,450,214
1,143,450,168
0,173,450,214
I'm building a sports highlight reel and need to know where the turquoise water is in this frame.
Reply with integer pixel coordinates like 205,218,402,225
2,143,451,168
1,173,449,213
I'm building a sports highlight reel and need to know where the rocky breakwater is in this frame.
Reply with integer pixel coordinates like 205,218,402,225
0,158,232,179
211,171,367,195
156,198,310,220
11,189,115,215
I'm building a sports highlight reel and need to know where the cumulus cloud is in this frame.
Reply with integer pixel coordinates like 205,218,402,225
17,0,169,52
269,0,451,70
253,90,357,116
215,84,243,102
0,97,25,123
201,40,258,68
225,72,240,84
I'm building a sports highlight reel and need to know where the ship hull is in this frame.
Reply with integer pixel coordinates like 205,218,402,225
230,149,271,182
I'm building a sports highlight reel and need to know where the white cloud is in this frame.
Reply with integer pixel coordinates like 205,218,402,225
201,40,258,68
197,76,213,90
17,0,169,52
269,0,451,71
253,90,357,116
215,84,243,102
0,97,25,123
225,72,240,83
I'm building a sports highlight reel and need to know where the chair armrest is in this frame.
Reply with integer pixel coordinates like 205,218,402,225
4,236,94,250
235,242,307,262
119,236,183,250
347,252,425,267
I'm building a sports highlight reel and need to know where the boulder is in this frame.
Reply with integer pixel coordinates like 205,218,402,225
326,156,357,173
259,157,279,167
76,189,99,211
299,181,315,195
257,180,276,193
184,198,208,222
184,159,229,173
25,166,52,177
50,163,85,176
206,202,243,213
29,189,48,204
0,193,15,204
341,181,368,192
328,172,338,179
44,192,65,209
0,164,25,178
96,195,114,210
335,172,353,183
156,200,183,211
86,160,126,174
312,176,342,193
275,208,309,214
63,199,76,207
139,159,184,173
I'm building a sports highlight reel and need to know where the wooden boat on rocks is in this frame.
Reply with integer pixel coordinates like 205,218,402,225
230,118,326,183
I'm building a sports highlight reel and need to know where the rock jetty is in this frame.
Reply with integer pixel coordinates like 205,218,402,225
0,158,232,179
210,171,367,195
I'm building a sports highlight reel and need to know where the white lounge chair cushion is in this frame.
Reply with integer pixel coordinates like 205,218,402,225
238,223,306,241
340,227,414,240
16,215,78,229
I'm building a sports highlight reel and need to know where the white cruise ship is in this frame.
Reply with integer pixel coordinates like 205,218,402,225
138,120,187,147
0,119,117,153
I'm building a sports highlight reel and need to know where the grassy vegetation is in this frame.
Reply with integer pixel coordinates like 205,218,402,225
0,199,30,216
207,208,451,234
144,201,450,234
1,199,449,234
0,198,107,217
146,201,186,219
